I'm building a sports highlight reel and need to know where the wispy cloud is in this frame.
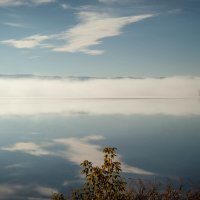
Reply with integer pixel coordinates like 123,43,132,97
0,34,50,48
3,22,27,28
61,3,70,10
29,55,41,59
53,12,153,55
98,0,131,4
0,0,55,7
0,12,153,55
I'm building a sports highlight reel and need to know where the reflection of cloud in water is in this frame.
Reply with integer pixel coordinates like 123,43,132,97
1,135,154,175
33,185,58,197
54,135,154,175
0,184,57,200
0,99,200,116
2,142,54,156
0,184,21,198
4,163,27,169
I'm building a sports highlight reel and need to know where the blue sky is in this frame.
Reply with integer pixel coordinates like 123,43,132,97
0,0,200,77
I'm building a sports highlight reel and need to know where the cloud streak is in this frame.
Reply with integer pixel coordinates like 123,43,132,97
3,22,27,28
0,0,55,7
98,0,131,4
0,35,50,49
0,12,153,55
61,3,70,10
53,12,153,55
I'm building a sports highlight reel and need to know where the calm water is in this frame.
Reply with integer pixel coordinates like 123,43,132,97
0,99,200,199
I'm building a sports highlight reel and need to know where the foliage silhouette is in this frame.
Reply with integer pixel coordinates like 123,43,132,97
72,147,126,200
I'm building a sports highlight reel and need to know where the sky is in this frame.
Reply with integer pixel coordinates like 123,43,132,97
0,0,200,77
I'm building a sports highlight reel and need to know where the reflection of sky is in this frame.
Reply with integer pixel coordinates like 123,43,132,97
2,135,153,175
0,100,200,199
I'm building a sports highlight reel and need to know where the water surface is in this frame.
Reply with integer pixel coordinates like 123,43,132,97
0,99,200,199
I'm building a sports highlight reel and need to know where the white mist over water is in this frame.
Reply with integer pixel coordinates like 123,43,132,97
0,99,199,116
0,76,199,98
0,75,199,116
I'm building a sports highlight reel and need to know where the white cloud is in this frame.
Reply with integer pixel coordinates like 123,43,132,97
81,135,105,142
0,34,50,48
98,0,129,3
0,0,55,7
29,55,41,59
3,22,27,28
0,12,153,55
98,0,145,4
34,0,55,4
53,12,153,55
61,3,69,10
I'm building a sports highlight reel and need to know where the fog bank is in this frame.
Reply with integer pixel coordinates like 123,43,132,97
0,76,199,98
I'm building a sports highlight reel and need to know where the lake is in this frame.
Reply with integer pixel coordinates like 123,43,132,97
0,98,200,199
